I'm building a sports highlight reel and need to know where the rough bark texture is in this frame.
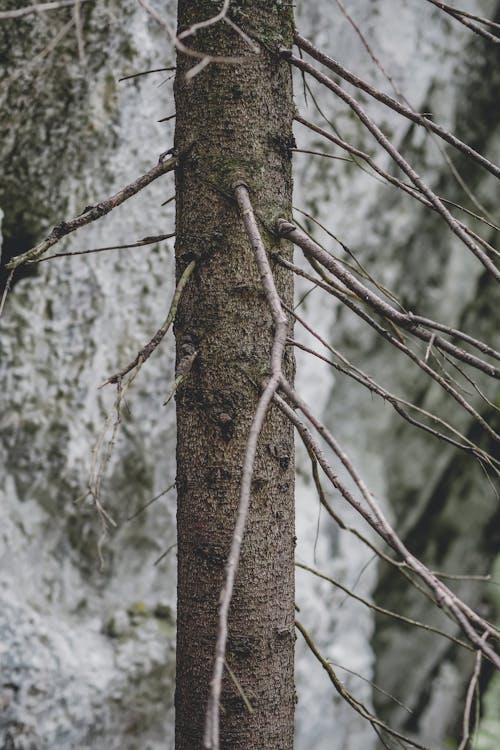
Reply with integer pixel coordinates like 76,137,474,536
174,3,295,748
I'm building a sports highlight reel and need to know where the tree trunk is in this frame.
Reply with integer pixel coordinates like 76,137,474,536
174,3,296,749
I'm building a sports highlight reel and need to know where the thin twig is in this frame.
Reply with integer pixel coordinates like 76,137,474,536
204,182,289,750
101,260,195,386
283,51,500,280
295,620,431,750
7,156,177,269
457,640,486,750
137,0,255,73
73,0,85,64
296,562,471,652
119,66,175,82
127,482,176,521
0,270,15,319
37,233,175,262
292,35,500,182
0,0,93,20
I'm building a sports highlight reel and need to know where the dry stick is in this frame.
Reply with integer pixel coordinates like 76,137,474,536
101,260,195,386
304,445,446,610
274,392,500,665
333,0,498,227
296,561,471,652
279,226,500,445
440,350,500,416
0,0,93,19
37,233,175,262
127,482,176,522
296,114,500,263
0,270,15,319
422,0,500,31
6,156,177,270
203,183,289,750
457,641,485,750
137,0,255,69
288,334,499,473
177,0,230,39
328,659,413,716
295,620,431,750
73,0,85,65
423,0,500,44
292,147,352,162
277,254,500,462
119,67,175,82
293,35,500,182
277,221,500,382
283,52,500,280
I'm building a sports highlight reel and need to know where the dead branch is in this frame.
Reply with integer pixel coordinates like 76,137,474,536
6,156,177,270
274,391,500,666
0,0,93,20
38,233,175,262
282,52,500,280
296,562,471,652
295,619,431,750
292,35,500,182
295,116,500,261
101,259,195,386
423,0,500,44
277,221,500,382
203,182,289,750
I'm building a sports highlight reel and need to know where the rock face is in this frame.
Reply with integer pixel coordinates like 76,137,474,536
0,1,498,749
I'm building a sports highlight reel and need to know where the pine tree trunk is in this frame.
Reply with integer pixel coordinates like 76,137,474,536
174,3,296,748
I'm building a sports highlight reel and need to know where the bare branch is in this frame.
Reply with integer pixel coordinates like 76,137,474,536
296,562,472,652
277,221,500,382
37,233,175,262
423,0,500,44
204,182,289,750
118,66,175,82
295,115,500,259
286,331,499,473
101,259,195,386
137,0,258,77
0,0,93,20
292,35,500,182
332,0,499,225
6,156,177,269
457,642,485,750
274,392,500,664
295,619,432,750
283,52,500,280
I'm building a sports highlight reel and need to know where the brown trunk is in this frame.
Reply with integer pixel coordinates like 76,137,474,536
173,3,295,748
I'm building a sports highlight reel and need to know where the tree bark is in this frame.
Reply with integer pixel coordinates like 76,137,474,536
174,3,296,749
